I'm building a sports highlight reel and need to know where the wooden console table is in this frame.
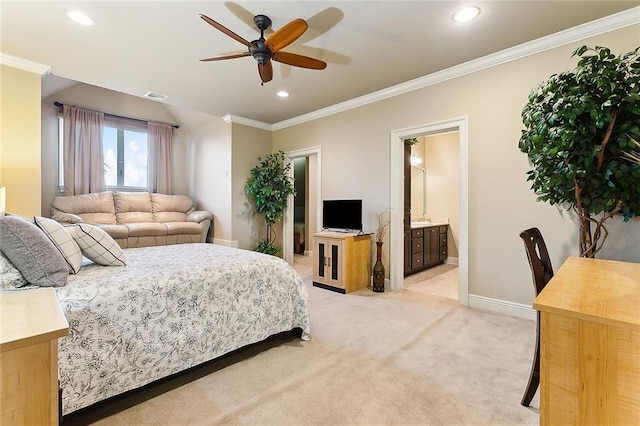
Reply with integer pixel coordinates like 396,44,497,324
1,288,69,425
533,256,639,425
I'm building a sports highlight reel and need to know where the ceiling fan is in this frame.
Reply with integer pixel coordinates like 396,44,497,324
199,13,327,84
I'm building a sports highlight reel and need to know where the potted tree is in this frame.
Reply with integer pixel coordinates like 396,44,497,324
519,45,640,257
245,150,296,255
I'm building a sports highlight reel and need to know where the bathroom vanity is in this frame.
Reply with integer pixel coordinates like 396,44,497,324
404,221,448,276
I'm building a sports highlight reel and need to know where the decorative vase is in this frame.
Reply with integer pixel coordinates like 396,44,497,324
372,241,385,292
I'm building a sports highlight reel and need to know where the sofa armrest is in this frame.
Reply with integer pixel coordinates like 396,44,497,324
186,210,213,224
52,212,84,224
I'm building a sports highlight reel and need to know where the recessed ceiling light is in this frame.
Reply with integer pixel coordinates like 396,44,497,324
453,6,480,23
277,91,289,98
144,91,168,101
67,11,95,26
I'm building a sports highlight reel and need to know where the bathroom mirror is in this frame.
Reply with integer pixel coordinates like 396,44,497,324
411,165,426,218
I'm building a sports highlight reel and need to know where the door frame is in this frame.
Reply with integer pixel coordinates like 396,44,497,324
283,146,322,265
389,117,469,304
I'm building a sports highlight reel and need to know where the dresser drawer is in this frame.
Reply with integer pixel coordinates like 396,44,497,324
411,228,423,238
440,234,447,246
411,238,424,253
411,253,424,269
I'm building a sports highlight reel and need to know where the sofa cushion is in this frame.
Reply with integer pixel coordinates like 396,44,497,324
165,222,202,235
34,216,83,274
51,192,116,225
126,223,167,237
0,215,68,287
99,224,129,239
151,193,193,222
65,223,127,266
114,192,153,224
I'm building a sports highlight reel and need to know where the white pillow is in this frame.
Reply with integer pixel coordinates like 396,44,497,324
34,216,83,274
65,223,127,266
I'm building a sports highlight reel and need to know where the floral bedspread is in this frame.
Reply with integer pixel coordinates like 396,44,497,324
55,243,310,415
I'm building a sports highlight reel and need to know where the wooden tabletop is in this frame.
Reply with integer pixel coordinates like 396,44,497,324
533,256,640,330
0,288,69,352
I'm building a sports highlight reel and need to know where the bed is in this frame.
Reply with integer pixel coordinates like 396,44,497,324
53,243,310,415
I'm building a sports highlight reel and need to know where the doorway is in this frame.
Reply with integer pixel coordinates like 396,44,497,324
283,146,322,266
390,117,469,305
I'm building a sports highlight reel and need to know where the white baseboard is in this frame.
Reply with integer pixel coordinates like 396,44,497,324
303,250,313,257
446,257,459,265
212,238,239,248
468,294,536,320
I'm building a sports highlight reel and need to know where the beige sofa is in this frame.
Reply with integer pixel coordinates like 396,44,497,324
51,191,213,248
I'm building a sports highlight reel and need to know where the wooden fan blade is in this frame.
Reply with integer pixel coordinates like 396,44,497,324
272,51,327,70
265,18,308,52
258,60,273,83
200,14,252,47
200,52,250,62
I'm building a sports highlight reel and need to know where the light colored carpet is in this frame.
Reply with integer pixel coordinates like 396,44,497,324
91,255,539,425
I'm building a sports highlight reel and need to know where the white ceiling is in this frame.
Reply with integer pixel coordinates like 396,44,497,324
1,1,638,124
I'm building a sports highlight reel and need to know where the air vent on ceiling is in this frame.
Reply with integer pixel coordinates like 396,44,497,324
144,91,168,101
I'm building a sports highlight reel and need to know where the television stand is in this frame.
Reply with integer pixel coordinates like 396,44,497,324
312,231,372,293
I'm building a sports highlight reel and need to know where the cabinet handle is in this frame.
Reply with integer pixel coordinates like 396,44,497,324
327,257,331,267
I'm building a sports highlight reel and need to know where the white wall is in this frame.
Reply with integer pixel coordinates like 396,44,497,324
272,25,640,307
187,118,232,242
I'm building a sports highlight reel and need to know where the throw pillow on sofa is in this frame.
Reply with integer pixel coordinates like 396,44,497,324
65,223,127,266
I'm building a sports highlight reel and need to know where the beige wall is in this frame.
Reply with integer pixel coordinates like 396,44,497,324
424,132,459,259
1,65,42,216
230,123,272,250
272,25,640,306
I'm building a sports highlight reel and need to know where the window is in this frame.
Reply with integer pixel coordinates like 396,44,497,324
103,126,147,190
58,117,148,191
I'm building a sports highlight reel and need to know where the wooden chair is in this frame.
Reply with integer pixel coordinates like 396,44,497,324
519,227,554,407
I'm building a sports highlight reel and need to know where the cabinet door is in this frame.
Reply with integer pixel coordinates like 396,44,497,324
313,237,343,289
426,228,439,263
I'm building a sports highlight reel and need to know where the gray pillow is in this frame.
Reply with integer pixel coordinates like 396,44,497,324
0,215,68,287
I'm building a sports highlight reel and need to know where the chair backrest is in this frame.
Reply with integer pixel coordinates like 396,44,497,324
519,227,554,296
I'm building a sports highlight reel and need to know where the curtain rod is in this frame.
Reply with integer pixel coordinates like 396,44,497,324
53,102,179,129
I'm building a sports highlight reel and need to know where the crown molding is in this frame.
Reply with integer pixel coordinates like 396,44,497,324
222,114,271,131
0,53,51,75
272,6,640,131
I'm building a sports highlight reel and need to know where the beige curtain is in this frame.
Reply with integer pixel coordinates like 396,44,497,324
63,105,105,195
147,122,174,194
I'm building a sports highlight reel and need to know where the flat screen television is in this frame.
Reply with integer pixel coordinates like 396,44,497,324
322,199,363,232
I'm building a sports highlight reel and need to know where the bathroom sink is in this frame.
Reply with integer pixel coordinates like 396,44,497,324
411,221,432,227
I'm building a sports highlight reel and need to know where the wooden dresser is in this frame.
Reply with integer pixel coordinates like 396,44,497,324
1,288,69,425
533,256,639,425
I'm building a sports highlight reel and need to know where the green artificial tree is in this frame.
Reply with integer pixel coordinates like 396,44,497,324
519,45,640,257
245,150,296,255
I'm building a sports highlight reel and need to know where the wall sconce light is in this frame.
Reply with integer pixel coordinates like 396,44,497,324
410,153,423,166
0,186,6,215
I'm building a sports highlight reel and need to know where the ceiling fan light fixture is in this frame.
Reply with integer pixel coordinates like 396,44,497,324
277,91,289,98
453,6,480,23
67,10,95,26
